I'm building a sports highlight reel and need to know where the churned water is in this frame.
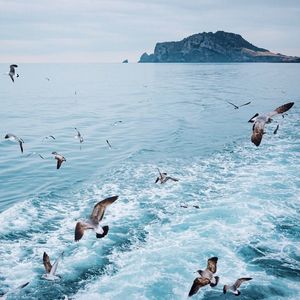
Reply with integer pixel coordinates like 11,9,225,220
0,63,299,299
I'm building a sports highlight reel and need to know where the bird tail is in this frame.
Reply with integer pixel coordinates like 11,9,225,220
96,225,109,238
210,276,219,287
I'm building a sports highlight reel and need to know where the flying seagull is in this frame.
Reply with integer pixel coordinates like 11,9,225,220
248,102,294,146
227,101,251,109
0,282,29,299
43,135,56,140
223,277,252,296
52,152,66,169
112,121,122,126
75,196,118,242
42,251,64,281
155,168,179,184
188,257,219,297
7,64,19,82
4,133,24,153
74,128,83,143
180,204,200,209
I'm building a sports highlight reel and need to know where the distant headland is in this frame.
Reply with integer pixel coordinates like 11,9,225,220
139,31,300,63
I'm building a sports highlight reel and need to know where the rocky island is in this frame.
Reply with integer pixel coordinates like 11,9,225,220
139,31,300,63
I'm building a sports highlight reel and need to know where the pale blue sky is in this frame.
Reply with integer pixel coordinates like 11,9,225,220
0,0,299,62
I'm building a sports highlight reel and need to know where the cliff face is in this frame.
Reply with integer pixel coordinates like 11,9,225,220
139,31,300,63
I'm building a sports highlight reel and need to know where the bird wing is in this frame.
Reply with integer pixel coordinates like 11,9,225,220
43,252,52,273
74,221,91,241
157,168,163,177
239,101,251,108
9,74,14,82
16,282,29,290
90,196,118,223
248,113,259,123
188,277,210,297
56,159,62,169
19,141,23,153
10,64,18,69
106,140,112,148
50,251,64,276
15,282,29,291
267,102,294,118
227,101,238,109
234,277,252,289
49,135,56,140
166,177,179,182
207,257,218,273
74,128,81,137
9,64,17,74
251,119,266,147
5,133,16,140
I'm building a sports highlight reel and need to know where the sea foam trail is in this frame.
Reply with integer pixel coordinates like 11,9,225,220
72,120,299,299
1,116,299,299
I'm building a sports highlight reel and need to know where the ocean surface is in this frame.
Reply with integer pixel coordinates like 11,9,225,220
0,63,299,300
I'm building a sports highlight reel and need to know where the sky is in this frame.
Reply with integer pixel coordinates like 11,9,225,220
0,0,299,63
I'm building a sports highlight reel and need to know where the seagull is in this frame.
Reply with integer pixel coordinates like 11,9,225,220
106,139,112,148
43,135,56,140
188,257,219,297
7,64,19,82
4,133,24,153
273,124,279,135
248,102,294,146
180,204,200,209
52,152,66,169
74,196,118,242
223,277,252,296
112,121,122,126
0,282,29,299
74,128,83,143
227,101,251,109
155,168,179,184
42,251,64,281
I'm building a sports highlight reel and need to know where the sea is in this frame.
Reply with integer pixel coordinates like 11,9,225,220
0,63,299,300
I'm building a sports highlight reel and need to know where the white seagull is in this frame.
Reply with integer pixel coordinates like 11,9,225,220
155,168,179,184
4,133,24,153
188,257,219,297
52,152,66,169
42,251,64,281
248,102,294,146
7,64,19,82
74,128,83,143
227,101,251,109
75,196,118,241
223,277,252,296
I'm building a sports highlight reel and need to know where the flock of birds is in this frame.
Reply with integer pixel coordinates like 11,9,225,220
1,64,296,299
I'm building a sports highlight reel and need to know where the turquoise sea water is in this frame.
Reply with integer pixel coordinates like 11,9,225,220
0,63,299,299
